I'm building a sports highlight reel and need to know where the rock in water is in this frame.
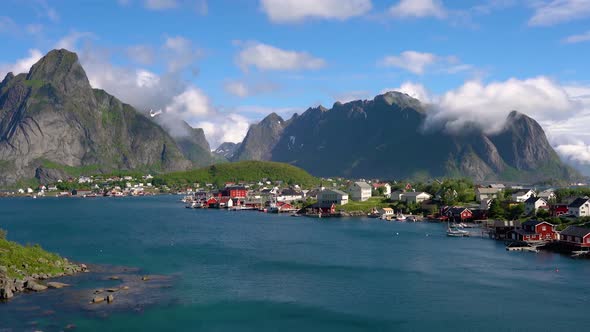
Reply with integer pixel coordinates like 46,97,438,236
107,294,114,303
0,274,14,299
25,280,48,292
46,282,70,289
92,296,105,303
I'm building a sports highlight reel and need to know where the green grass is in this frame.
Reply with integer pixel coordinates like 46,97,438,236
0,235,73,279
23,79,45,89
154,160,319,188
339,197,393,213
39,159,101,177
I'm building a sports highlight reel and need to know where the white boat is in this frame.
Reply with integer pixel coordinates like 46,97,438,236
396,213,406,221
447,226,469,237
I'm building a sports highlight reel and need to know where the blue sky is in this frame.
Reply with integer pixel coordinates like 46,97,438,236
1,0,590,164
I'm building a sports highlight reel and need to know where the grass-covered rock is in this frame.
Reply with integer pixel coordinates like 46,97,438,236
0,229,86,299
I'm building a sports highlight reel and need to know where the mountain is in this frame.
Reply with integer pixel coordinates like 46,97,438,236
214,142,241,160
171,121,215,167
0,49,214,185
233,92,579,182
233,112,288,161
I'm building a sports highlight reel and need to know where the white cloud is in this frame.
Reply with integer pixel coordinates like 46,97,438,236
163,36,202,72
224,80,279,97
555,142,590,164
196,113,251,147
54,31,94,50
426,77,580,134
379,51,437,74
0,49,43,78
126,45,155,65
145,0,178,10
165,86,211,118
25,24,43,34
529,0,590,26
225,81,249,97
382,82,432,103
236,42,326,72
36,0,59,22
389,0,447,18
563,30,590,43
379,51,475,75
260,0,372,23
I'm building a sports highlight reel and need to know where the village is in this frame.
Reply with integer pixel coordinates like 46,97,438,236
3,174,590,257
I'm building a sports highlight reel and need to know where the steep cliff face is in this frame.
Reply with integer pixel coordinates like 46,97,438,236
214,142,241,160
233,92,578,182
0,49,194,185
233,112,287,161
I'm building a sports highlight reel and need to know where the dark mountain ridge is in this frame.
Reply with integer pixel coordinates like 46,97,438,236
232,92,579,182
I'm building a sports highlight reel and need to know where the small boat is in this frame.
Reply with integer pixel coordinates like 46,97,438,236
396,213,406,221
290,213,300,217
447,226,469,237
446,222,469,237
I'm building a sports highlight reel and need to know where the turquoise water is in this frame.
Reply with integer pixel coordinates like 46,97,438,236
1,196,590,331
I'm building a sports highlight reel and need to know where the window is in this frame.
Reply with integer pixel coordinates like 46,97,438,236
542,226,547,231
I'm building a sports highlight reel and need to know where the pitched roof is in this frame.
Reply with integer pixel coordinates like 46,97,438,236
560,225,590,238
320,189,348,196
513,189,533,196
568,197,590,208
525,196,546,204
476,187,501,194
522,220,553,228
353,181,371,189
402,191,431,197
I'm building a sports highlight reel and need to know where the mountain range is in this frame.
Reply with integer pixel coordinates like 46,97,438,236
0,49,581,185
226,92,580,182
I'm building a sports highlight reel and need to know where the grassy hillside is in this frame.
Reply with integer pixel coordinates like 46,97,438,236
154,161,319,187
0,230,78,279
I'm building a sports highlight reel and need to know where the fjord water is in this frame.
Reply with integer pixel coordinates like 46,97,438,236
1,196,590,331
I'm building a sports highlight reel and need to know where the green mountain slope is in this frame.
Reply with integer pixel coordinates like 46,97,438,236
154,160,319,187
0,49,217,185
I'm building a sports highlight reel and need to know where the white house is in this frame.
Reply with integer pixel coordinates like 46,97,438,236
475,187,502,202
390,190,404,201
377,207,394,219
372,183,392,197
401,191,432,204
318,189,349,207
512,189,535,203
538,189,557,201
525,197,548,215
348,182,372,201
568,198,590,217
277,188,304,202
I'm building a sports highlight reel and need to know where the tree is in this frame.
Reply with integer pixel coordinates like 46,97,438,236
488,199,505,219
0,228,6,240
508,203,525,220
536,209,550,219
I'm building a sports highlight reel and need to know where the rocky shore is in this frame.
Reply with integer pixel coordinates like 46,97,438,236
0,261,88,300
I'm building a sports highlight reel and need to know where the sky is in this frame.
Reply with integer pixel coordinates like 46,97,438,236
1,0,590,168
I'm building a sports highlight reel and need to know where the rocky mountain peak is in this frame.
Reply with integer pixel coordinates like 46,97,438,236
1,72,14,86
374,91,423,111
26,49,92,95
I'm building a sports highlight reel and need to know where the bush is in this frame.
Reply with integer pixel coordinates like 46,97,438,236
0,228,6,240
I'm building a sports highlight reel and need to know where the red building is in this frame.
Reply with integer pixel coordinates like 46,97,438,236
509,220,557,242
206,197,219,208
550,204,568,217
443,207,473,222
221,186,247,198
559,226,590,248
